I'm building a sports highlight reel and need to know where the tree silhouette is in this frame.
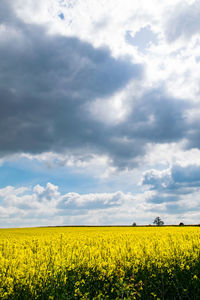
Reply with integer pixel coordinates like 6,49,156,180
153,216,164,226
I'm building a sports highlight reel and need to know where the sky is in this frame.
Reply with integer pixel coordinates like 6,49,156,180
1,0,200,227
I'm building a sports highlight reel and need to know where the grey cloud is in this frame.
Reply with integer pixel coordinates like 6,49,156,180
141,168,173,191
0,0,143,163
108,89,189,168
141,163,200,204
165,0,200,42
1,0,200,170
186,123,200,150
57,191,123,210
0,0,16,24
125,90,189,142
142,164,200,191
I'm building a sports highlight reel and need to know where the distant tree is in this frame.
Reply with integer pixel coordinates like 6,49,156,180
132,222,137,226
179,222,184,226
153,216,164,226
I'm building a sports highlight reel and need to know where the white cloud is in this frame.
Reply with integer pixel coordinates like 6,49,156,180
140,168,172,189
1,0,200,226
165,0,200,42
0,180,200,227
10,0,200,105
142,142,200,168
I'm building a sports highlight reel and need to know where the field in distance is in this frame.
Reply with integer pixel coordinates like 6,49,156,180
1,226,200,299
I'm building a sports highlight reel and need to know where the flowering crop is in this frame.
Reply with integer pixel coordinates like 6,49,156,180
0,226,200,299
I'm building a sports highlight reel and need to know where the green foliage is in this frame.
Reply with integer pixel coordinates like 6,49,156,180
153,217,164,226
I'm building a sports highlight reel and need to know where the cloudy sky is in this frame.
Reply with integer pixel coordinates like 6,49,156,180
1,0,200,227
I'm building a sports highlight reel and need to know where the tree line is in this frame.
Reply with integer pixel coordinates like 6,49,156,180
132,217,185,226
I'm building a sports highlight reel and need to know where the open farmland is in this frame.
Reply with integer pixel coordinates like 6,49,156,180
1,226,200,299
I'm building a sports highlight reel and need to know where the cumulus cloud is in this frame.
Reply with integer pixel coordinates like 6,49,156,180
0,0,144,166
1,0,200,171
165,0,200,42
141,168,173,190
0,183,137,226
141,163,200,207
0,183,123,210
142,164,200,190
57,191,124,210
2,0,200,226
0,181,200,227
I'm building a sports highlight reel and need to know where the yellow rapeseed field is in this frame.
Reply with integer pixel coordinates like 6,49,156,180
0,226,200,299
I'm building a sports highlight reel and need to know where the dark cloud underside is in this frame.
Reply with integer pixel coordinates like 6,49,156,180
0,0,200,170
0,0,142,160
